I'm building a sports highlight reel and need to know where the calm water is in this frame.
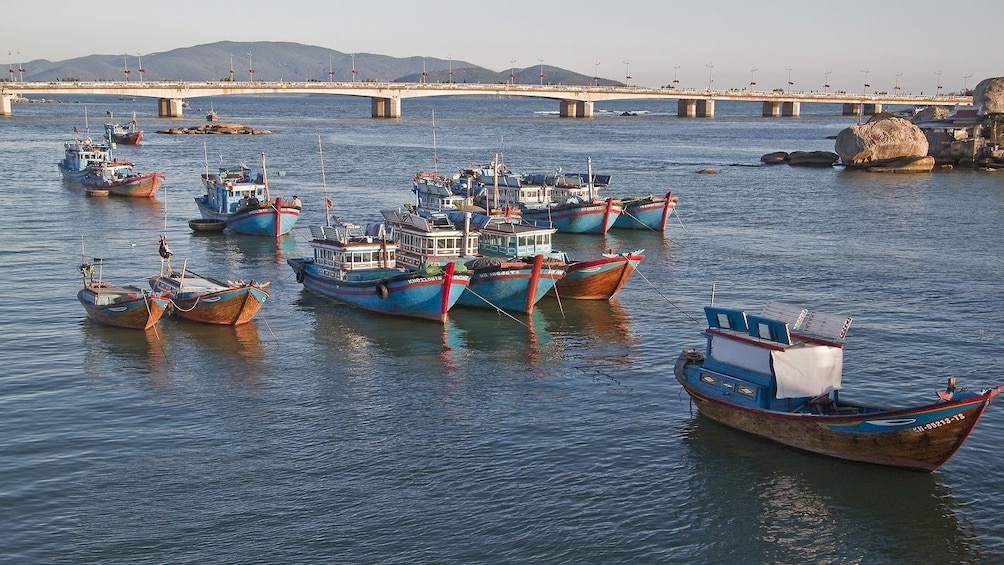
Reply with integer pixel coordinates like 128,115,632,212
2,94,1002,564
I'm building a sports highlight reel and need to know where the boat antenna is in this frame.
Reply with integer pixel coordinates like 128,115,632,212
318,134,332,227
202,142,209,179
587,157,594,200
431,110,439,175
493,153,500,211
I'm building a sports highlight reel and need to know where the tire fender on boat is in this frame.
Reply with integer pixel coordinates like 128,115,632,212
295,268,305,284
375,283,389,299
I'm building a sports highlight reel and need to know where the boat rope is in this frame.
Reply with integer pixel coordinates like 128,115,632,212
550,284,565,318
168,294,204,312
673,208,690,234
462,286,530,328
258,312,280,345
632,268,701,323
143,293,161,339
618,208,665,235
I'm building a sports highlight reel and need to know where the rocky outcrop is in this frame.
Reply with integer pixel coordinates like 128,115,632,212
865,156,936,173
760,151,789,164
911,106,950,123
156,123,272,135
834,114,930,171
973,77,1004,114
788,151,839,167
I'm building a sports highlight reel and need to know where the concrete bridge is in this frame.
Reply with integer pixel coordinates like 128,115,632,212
0,80,972,119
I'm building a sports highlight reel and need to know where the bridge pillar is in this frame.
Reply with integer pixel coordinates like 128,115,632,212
0,94,11,116
863,103,882,115
842,103,861,115
781,101,800,117
762,101,780,117
695,99,714,118
158,98,185,118
371,97,401,118
558,100,593,118
677,99,696,117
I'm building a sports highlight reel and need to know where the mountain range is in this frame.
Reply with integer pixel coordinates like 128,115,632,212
10,41,626,86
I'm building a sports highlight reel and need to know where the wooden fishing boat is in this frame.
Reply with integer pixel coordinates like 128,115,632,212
195,153,300,236
149,267,269,325
104,113,143,145
288,222,469,323
612,191,679,232
674,300,1004,471
77,258,168,330
58,136,113,182
549,250,644,300
81,161,164,197
383,209,564,313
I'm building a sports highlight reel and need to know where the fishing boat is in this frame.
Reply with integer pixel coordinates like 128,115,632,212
195,153,300,236
612,191,679,232
58,136,113,182
498,159,622,235
81,161,165,197
104,113,143,145
383,209,564,314
549,249,644,300
77,257,169,330
674,300,1004,471
287,138,469,323
149,267,269,325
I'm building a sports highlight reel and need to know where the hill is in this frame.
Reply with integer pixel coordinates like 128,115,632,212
13,41,624,86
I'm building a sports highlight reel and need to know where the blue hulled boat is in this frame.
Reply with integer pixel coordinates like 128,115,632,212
674,300,1004,471
196,154,300,236
287,222,469,323
58,136,113,182
612,191,679,232
383,209,564,314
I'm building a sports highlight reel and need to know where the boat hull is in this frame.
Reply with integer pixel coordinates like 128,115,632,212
521,198,622,234
613,192,677,232
82,172,164,197
150,275,269,325
549,253,643,300
112,131,143,145
78,287,169,330
288,258,469,323
458,257,564,313
675,351,1002,471
196,198,300,236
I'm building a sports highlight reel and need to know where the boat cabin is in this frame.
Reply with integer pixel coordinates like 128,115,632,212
62,138,113,172
694,301,852,412
477,220,557,260
413,176,471,211
308,223,398,275
201,164,268,214
382,210,479,270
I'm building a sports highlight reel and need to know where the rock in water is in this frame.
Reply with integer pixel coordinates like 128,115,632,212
973,77,1004,114
834,114,929,169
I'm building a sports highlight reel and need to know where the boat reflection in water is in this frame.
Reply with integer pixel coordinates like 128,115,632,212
159,320,268,387
679,416,981,562
537,298,634,356
81,320,171,388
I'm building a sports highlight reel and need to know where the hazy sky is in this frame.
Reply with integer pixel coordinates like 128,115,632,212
4,0,998,94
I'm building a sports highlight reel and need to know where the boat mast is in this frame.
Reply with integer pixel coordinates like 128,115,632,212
318,134,332,228
431,110,438,176
260,152,270,203
587,157,594,200
492,153,500,211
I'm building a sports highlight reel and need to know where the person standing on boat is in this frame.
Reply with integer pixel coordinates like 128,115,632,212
292,195,302,209
158,235,173,272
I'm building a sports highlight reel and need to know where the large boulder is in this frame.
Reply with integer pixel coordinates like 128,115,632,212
973,77,1004,115
788,150,839,167
912,106,951,123
834,114,929,168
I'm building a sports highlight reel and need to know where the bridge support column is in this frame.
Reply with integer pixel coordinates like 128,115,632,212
863,103,882,115
695,99,714,117
371,97,401,118
558,100,593,118
842,103,861,115
678,99,696,117
781,101,800,117
0,94,11,116
762,101,780,117
158,98,184,118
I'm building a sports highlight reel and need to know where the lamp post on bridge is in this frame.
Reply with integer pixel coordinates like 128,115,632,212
749,68,757,91
329,54,334,82
963,74,973,93
539,57,545,86
785,66,793,93
861,69,870,94
351,54,358,84
624,60,631,86
594,61,601,87
448,55,454,84
824,70,831,93
422,57,428,84
137,53,145,83
248,51,254,83
7,52,13,82
229,53,234,82
894,72,902,96
17,51,25,82
672,64,680,88
510,58,516,85
935,71,943,96
122,55,131,82
706,63,713,92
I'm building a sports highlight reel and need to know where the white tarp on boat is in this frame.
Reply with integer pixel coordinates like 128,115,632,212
709,335,773,375
771,344,843,399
